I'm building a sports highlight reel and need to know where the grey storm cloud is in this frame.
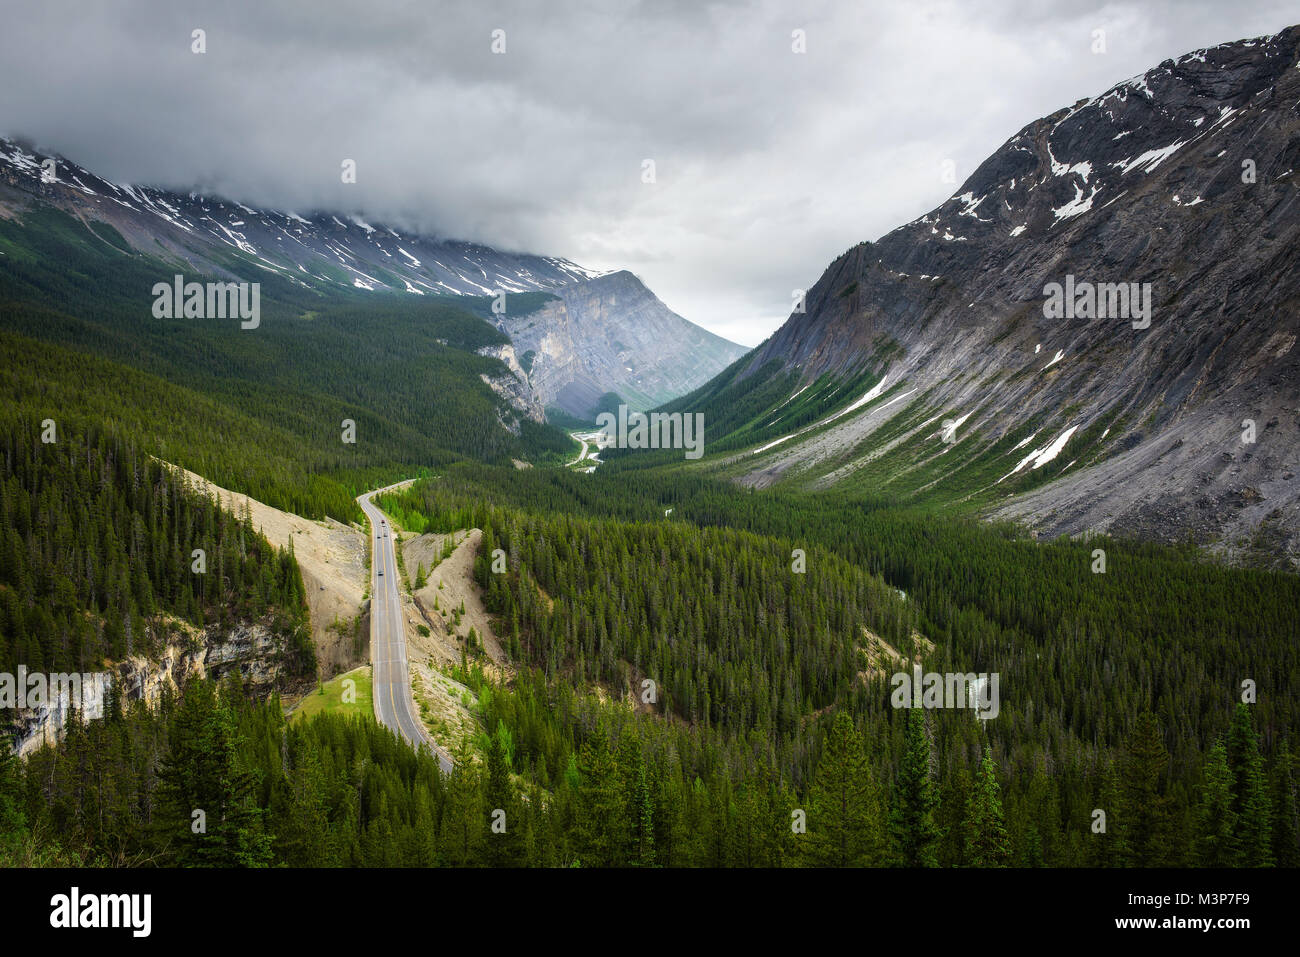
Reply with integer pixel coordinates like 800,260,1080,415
0,0,1294,345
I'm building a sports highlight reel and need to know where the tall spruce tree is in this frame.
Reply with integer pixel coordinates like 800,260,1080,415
1270,736,1299,868
965,746,1011,867
889,708,939,867
1226,703,1273,867
0,741,24,851
1119,712,1175,866
1195,738,1239,867
438,738,482,866
804,711,884,866
156,681,272,867
574,724,626,867
632,759,656,867
484,730,524,866
1092,760,1127,867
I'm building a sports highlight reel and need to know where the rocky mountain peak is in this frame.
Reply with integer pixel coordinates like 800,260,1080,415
726,24,1300,563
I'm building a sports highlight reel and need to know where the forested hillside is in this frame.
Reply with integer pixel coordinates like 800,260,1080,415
5,370,1296,867
365,462,1300,866
0,207,573,523
0,408,313,683
476,513,916,727
4,672,1291,867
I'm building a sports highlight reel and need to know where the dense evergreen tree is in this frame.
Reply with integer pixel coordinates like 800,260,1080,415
1118,712,1175,867
573,724,626,867
156,680,273,867
484,731,524,867
1271,736,1299,868
1195,739,1239,867
1227,704,1273,867
0,742,23,851
965,746,1011,867
803,711,884,866
889,708,940,867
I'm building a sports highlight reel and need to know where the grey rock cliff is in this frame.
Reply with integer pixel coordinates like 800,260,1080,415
11,619,289,756
500,270,748,419
733,26,1300,562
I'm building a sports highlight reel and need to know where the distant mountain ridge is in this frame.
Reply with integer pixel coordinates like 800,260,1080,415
0,137,600,295
0,137,747,420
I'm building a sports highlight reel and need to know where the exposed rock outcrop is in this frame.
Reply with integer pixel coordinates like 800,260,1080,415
499,270,749,419
478,341,546,428
12,619,290,757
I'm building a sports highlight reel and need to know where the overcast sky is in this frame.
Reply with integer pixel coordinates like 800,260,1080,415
1,1,1295,345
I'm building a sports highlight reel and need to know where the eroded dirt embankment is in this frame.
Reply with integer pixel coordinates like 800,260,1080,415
168,464,369,676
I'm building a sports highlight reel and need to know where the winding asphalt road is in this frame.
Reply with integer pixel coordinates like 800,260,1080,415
358,484,453,774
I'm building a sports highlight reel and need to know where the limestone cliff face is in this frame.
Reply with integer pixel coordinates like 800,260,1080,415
477,342,546,432
12,620,287,757
499,270,749,419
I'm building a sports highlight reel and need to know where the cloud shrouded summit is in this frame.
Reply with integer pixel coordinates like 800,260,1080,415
0,0,1293,344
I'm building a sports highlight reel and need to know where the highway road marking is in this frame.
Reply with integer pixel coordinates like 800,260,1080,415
359,485,453,772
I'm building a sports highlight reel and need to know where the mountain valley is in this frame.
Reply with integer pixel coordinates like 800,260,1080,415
1,14,1298,885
